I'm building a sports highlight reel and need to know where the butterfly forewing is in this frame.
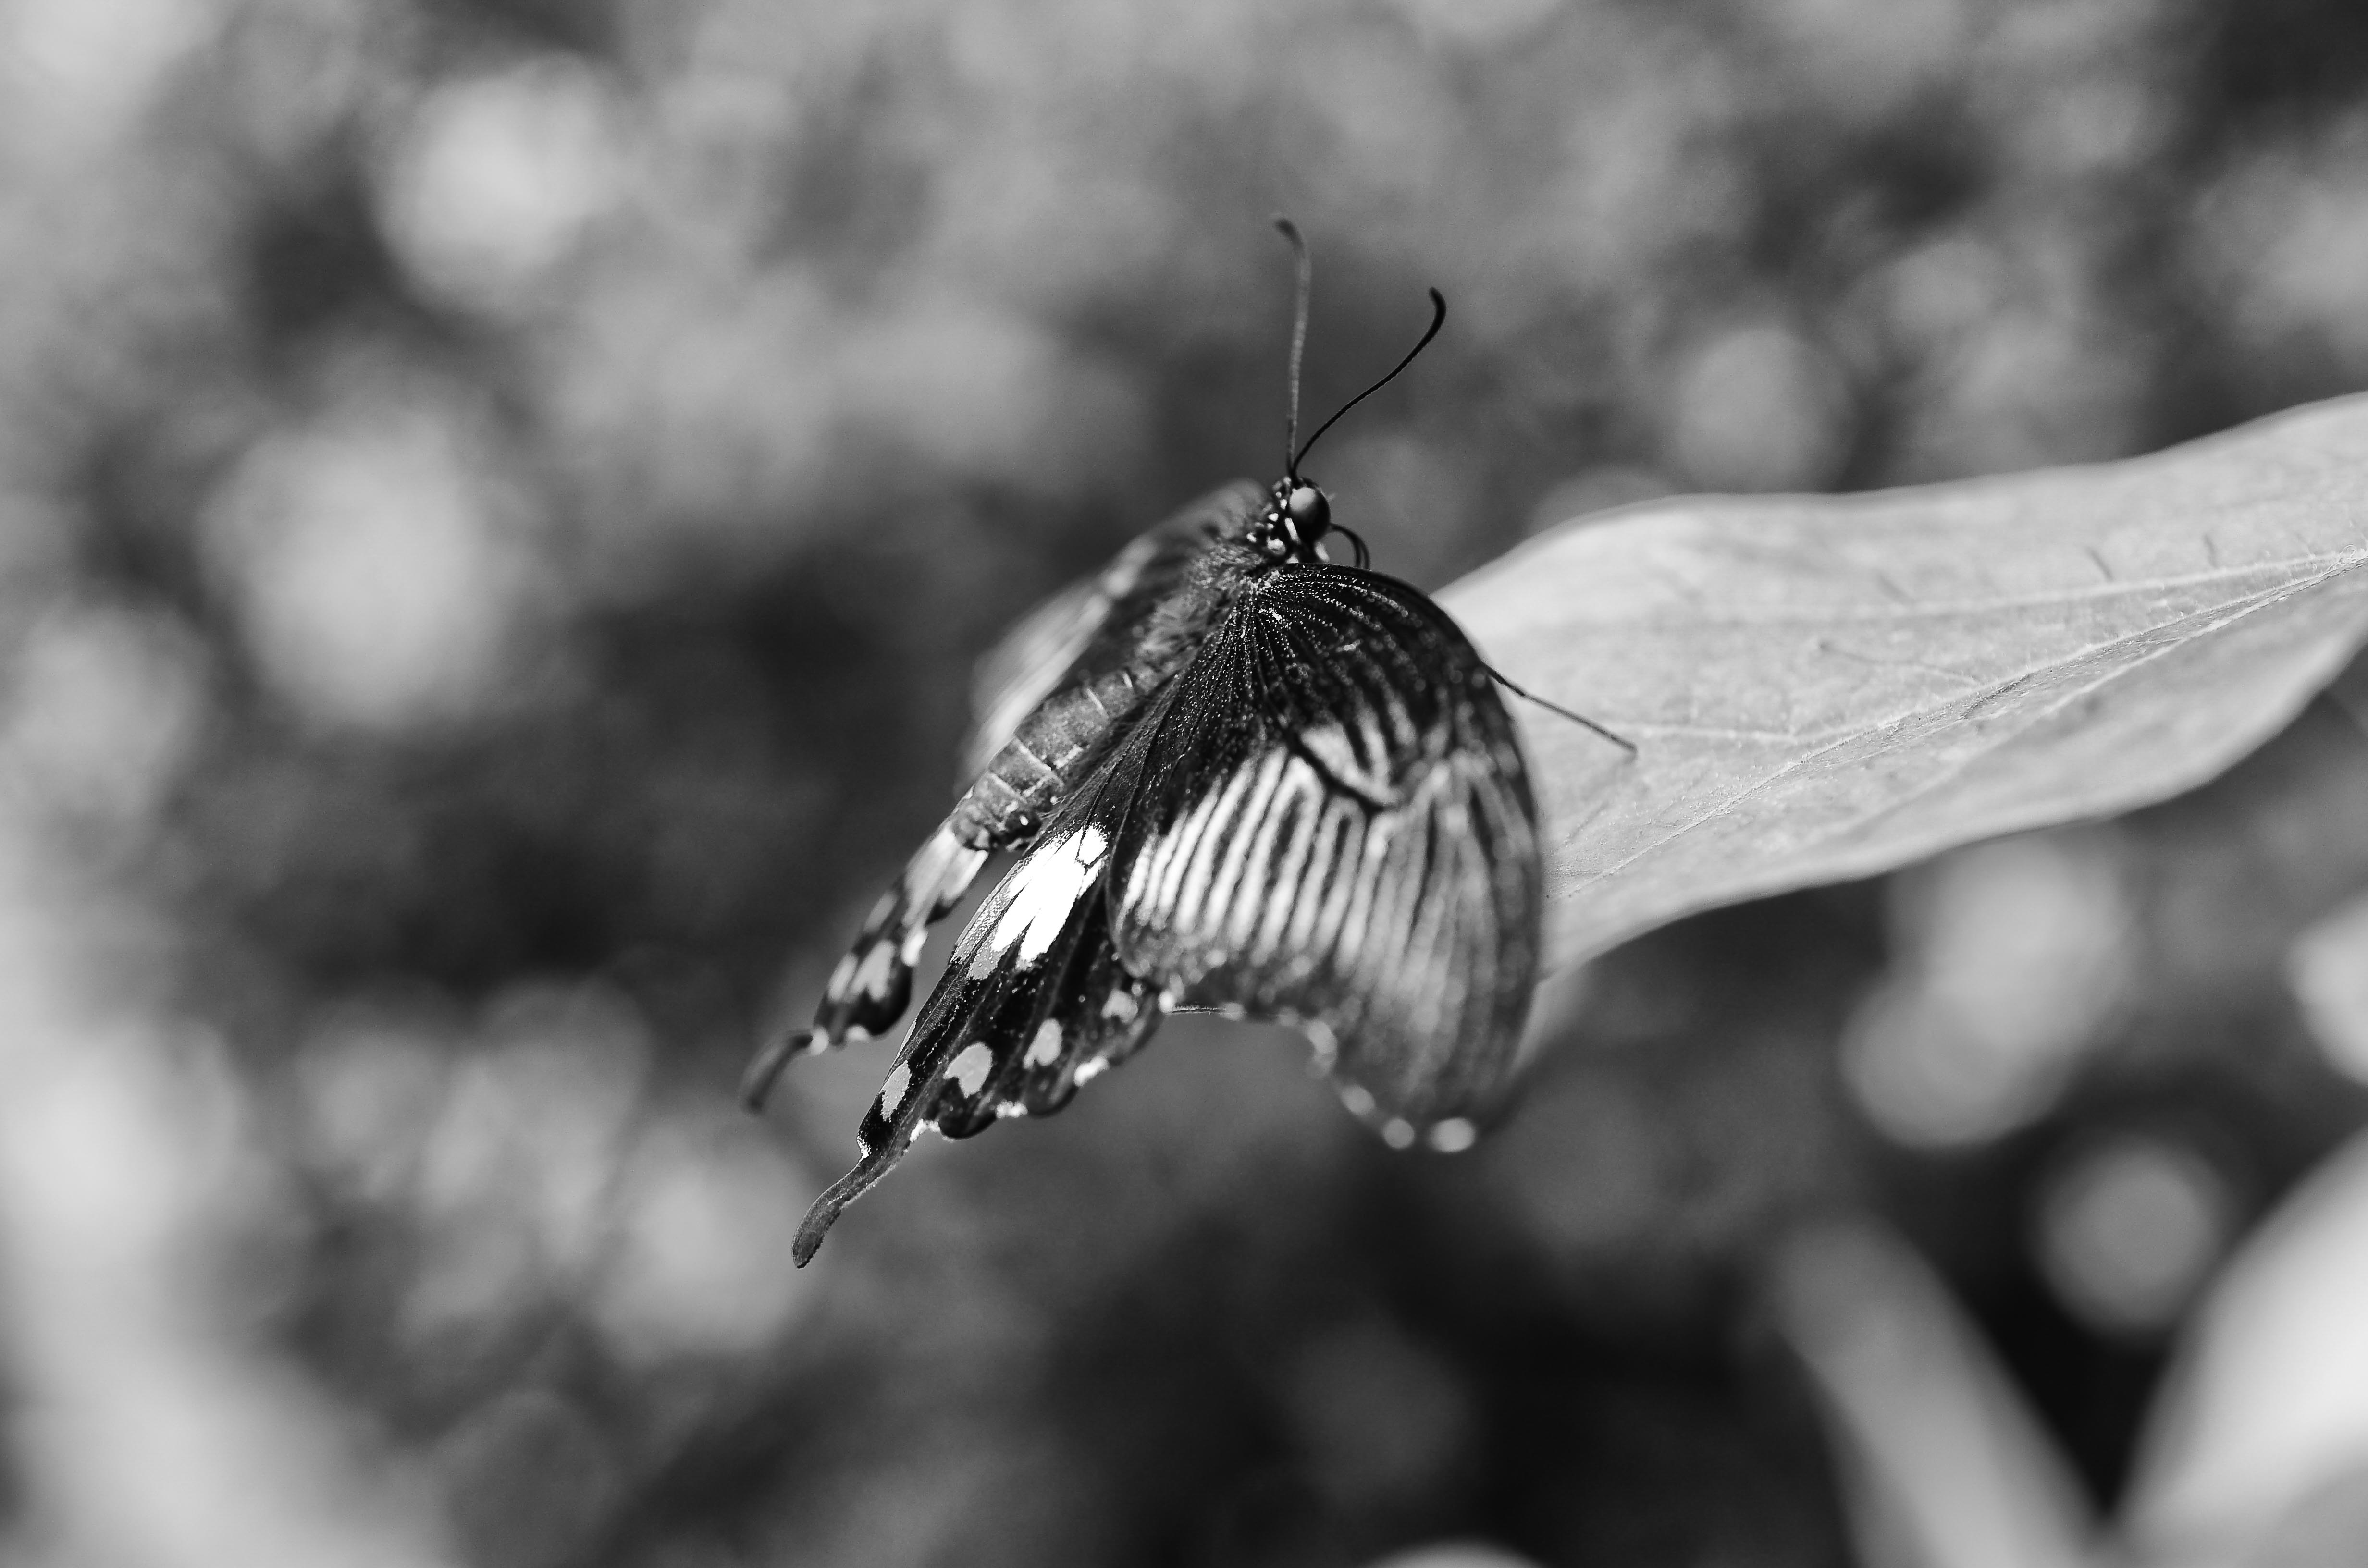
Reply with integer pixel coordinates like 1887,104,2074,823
1110,566,1542,1136
776,487,1262,1068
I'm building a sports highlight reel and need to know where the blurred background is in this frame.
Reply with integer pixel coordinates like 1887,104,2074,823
6,0,2368,1564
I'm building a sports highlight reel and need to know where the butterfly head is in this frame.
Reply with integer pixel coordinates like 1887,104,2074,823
1255,478,1332,562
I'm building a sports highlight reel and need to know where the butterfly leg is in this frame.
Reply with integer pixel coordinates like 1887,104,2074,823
1482,663,1637,756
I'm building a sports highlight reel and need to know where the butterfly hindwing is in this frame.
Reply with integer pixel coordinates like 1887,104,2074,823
1109,565,1542,1140
802,823,988,1047
752,489,1258,1094
790,760,1160,1263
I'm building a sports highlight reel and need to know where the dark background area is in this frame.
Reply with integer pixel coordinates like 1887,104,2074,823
6,0,2368,1564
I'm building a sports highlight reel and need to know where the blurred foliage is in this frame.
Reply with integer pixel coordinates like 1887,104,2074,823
5,0,2368,1565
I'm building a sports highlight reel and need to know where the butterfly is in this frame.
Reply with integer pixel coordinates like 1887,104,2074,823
745,220,1632,1263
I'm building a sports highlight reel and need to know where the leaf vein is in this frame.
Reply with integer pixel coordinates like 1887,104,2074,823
1587,549,2368,629
1565,559,2368,887
1761,559,2367,860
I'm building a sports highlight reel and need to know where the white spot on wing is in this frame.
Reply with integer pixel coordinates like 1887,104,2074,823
1427,1118,1477,1153
853,941,897,1000
1025,1019,1063,1067
877,1063,911,1116
1381,1118,1416,1150
827,950,859,996
1074,1058,1109,1086
1299,1017,1338,1067
950,1041,994,1096
1339,1084,1376,1117
1298,722,1359,777
976,826,1108,976
1101,990,1138,1023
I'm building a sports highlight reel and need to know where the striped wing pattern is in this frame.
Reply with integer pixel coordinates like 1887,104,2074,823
1112,567,1542,1137
789,564,1545,1259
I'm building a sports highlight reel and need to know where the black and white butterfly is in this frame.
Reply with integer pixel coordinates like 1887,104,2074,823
746,221,1631,1263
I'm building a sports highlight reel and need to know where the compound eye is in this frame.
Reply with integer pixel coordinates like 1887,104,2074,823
1285,484,1330,540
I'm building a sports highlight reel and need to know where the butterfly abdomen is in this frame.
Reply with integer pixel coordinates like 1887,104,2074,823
948,538,1272,851
948,667,1151,847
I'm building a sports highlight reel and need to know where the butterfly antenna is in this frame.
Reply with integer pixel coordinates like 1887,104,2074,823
1293,287,1447,472
1329,523,1371,569
1274,216,1313,475
1484,663,1638,757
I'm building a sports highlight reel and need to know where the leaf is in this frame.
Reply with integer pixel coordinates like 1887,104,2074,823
2118,1127,2368,1564
1440,395,2368,974
1770,1221,2097,1568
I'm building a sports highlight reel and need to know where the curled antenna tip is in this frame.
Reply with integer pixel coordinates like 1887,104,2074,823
1291,282,1450,472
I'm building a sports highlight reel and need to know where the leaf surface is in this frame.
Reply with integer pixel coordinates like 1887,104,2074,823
1441,396,2368,971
